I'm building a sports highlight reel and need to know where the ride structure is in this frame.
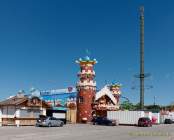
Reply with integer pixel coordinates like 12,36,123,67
76,56,97,123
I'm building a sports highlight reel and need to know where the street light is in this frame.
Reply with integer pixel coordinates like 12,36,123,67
153,96,157,106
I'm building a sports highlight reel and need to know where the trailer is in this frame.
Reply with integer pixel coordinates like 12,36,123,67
107,111,146,125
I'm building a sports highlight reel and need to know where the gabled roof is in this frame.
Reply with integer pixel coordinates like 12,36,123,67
0,95,28,106
0,95,50,108
95,86,117,105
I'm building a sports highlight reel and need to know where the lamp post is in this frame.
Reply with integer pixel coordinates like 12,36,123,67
40,97,43,114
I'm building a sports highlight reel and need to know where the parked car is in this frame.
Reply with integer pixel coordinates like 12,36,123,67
164,119,173,124
138,117,152,127
36,116,64,127
92,116,119,126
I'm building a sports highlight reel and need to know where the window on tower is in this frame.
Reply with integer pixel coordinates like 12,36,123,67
79,96,84,103
92,96,95,103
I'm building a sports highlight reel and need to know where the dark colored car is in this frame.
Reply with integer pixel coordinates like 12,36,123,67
138,117,152,127
92,117,118,126
164,119,173,124
36,116,64,127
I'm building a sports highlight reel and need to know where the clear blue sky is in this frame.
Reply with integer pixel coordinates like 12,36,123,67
0,0,173,105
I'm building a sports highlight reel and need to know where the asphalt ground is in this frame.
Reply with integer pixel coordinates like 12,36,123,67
0,124,174,140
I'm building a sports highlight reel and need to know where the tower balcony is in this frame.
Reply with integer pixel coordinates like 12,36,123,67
77,81,96,87
78,70,95,75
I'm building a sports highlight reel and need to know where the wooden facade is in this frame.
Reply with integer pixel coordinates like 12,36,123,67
0,95,50,126
66,108,77,123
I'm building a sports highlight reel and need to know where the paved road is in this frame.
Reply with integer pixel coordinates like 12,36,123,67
0,124,174,140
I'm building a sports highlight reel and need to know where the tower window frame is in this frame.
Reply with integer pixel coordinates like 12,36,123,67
79,96,84,103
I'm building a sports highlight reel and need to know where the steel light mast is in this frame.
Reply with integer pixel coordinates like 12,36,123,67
139,6,145,110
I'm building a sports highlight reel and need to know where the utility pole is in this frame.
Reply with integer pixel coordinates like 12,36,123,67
139,6,145,110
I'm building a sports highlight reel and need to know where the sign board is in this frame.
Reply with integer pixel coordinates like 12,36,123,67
41,91,77,111
53,113,66,119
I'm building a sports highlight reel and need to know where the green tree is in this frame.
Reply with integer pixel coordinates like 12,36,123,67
145,105,161,112
120,101,135,110
134,102,140,110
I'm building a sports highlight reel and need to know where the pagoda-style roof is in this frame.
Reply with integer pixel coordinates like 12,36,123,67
76,56,97,65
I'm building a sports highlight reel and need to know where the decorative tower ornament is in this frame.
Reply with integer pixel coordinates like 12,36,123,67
76,56,97,123
110,83,122,109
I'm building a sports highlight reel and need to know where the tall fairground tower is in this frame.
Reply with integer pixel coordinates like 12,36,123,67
76,56,97,123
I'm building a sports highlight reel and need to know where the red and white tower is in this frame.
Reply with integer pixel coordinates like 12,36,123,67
76,56,97,123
